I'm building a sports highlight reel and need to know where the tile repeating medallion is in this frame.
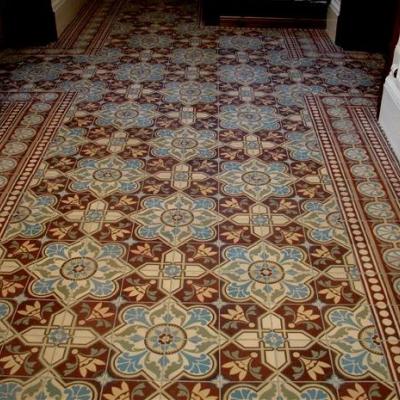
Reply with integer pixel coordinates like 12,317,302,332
219,35,264,50
322,302,390,381
131,193,222,246
171,48,218,65
218,159,296,201
29,237,132,304
151,127,218,161
321,66,374,88
220,104,281,133
3,190,57,241
162,81,218,106
115,63,165,82
68,155,147,198
0,373,95,400
59,80,109,103
95,102,159,129
218,65,270,85
107,300,223,382
298,197,350,247
11,62,65,82
1,0,400,398
128,34,174,49
216,241,317,307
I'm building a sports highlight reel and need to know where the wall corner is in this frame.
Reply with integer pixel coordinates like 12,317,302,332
326,0,341,43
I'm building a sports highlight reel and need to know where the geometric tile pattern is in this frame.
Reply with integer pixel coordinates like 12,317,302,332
0,0,400,398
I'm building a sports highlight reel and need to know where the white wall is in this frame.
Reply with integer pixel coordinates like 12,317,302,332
326,0,341,43
52,0,88,36
379,35,400,160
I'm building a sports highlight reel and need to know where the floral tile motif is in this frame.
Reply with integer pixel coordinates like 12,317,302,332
218,158,296,202
322,302,390,381
150,127,218,161
128,33,174,48
274,83,325,107
284,131,323,163
220,104,280,133
29,237,132,304
64,199,126,235
171,48,218,65
316,252,366,306
0,373,96,399
164,382,220,400
95,102,159,129
216,241,317,307
102,381,158,400
59,79,108,103
218,64,270,85
321,66,374,88
115,63,165,82
162,81,218,105
107,300,223,382
222,308,328,377
11,62,65,82
46,126,88,158
131,193,222,245
298,196,350,247
149,163,217,194
0,301,14,345
7,307,101,369
2,190,57,241
338,382,396,400
135,247,212,297
1,0,400,397
68,155,146,198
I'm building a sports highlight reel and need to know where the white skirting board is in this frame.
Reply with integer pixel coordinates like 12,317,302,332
379,76,400,160
52,0,88,36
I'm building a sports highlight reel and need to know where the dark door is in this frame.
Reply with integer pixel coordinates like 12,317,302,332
2,0,57,47
201,0,329,28
336,0,398,53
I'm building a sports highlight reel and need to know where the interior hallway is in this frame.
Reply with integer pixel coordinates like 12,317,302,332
1,0,400,399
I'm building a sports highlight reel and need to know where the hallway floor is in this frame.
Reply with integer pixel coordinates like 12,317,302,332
1,0,400,398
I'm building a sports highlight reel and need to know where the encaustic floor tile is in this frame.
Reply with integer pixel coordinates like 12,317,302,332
1,0,400,397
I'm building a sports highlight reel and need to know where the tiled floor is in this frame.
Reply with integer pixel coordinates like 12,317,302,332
1,0,400,398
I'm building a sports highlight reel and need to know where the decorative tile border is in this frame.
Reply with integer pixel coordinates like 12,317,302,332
306,94,400,388
54,0,102,50
0,92,76,237
283,29,342,58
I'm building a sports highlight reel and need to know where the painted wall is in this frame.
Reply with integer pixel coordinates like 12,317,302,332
326,0,341,42
379,34,400,160
52,0,88,36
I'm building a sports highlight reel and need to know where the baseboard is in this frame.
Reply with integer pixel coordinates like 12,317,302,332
379,76,400,161
220,16,326,29
52,0,88,36
326,1,340,43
